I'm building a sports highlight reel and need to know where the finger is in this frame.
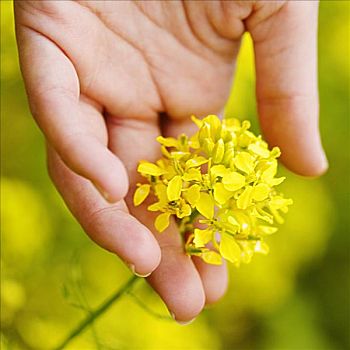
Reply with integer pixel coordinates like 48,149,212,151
46,144,161,277
192,256,228,305
15,24,128,201
163,113,229,305
248,1,328,176
107,117,206,322
147,221,206,323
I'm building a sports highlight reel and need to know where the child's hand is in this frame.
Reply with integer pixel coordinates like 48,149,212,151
14,0,327,323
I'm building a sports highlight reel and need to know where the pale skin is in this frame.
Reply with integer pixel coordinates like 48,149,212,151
14,0,327,323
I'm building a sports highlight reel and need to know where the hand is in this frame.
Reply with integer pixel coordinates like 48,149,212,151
14,0,327,323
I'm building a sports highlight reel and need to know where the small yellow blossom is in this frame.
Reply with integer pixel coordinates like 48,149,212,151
133,115,293,266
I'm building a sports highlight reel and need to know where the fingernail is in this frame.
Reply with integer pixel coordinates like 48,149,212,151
320,150,329,171
127,263,152,278
176,318,196,325
169,310,195,325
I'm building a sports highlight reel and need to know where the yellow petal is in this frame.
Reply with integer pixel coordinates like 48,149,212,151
222,172,246,191
210,165,229,178
184,184,201,206
154,183,168,204
138,162,166,176
191,115,203,128
238,130,256,148
258,226,278,235
223,147,235,165
170,151,191,160
154,212,171,232
212,139,225,164
239,241,254,264
252,183,270,201
203,114,221,131
220,221,239,234
133,184,150,206
219,233,241,264
270,147,281,158
156,136,178,148
237,186,253,209
198,123,212,143
269,196,293,210
167,176,182,201
185,156,208,169
201,251,222,265
268,177,286,186
195,192,215,219
248,143,270,158
182,168,202,182
228,216,240,227
213,183,233,205
147,202,162,212
234,152,255,174
202,138,215,155
261,161,277,182
231,211,251,235
161,145,171,158
254,240,270,255
251,207,274,224
193,228,212,247
189,133,200,149
177,203,192,218
220,125,233,143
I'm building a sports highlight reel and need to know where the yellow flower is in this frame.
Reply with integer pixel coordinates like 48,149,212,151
134,115,292,266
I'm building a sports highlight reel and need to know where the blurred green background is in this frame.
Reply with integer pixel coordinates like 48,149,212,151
1,1,349,349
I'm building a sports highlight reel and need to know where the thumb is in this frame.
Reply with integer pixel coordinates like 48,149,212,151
248,1,328,176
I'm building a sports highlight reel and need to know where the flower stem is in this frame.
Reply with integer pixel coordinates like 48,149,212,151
55,275,140,350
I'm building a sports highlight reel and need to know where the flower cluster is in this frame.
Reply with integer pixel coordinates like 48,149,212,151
134,115,292,266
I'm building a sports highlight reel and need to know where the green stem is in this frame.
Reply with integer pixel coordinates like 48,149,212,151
55,275,140,350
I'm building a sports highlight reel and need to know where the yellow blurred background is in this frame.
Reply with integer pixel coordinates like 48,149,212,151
1,1,349,349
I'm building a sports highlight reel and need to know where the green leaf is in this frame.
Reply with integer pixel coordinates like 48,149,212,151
220,233,241,264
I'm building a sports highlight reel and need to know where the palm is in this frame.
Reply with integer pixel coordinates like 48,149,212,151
15,0,325,322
